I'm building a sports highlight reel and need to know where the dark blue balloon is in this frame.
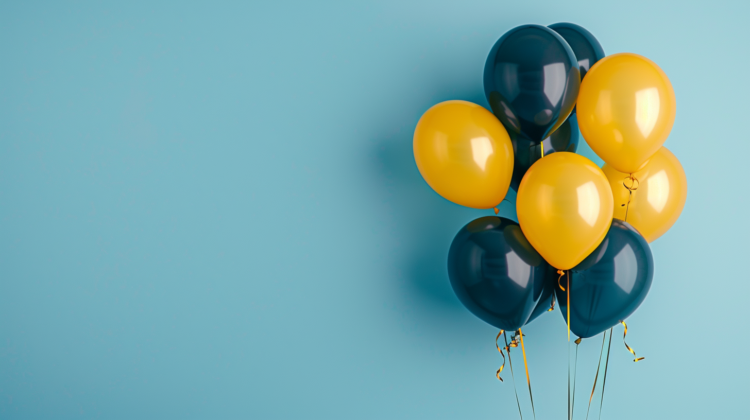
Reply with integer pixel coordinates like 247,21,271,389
525,278,555,326
448,216,557,331
509,112,580,191
483,24,580,143
556,220,654,338
548,22,605,80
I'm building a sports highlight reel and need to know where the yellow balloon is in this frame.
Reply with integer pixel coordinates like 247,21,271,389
413,100,513,209
517,153,613,270
603,147,687,243
577,53,676,174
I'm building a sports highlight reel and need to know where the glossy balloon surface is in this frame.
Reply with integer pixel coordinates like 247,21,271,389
556,220,654,338
516,152,614,270
604,147,687,242
413,101,514,209
510,113,580,191
448,216,557,331
483,25,580,143
548,22,605,80
577,53,676,173
525,280,554,326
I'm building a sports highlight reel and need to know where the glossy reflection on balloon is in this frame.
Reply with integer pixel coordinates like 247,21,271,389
556,220,654,338
483,24,580,143
516,152,613,270
604,147,687,242
448,216,557,331
510,113,580,191
548,22,605,80
577,53,676,173
413,100,514,209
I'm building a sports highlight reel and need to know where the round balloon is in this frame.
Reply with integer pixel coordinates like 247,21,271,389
577,53,676,173
548,22,605,80
483,24,580,143
517,152,614,270
413,100,514,209
556,220,654,338
603,147,687,242
448,216,557,331
510,113,580,191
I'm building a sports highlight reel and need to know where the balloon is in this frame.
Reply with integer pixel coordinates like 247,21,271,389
413,100,514,209
525,280,555,326
577,53,676,173
548,23,605,80
603,147,687,242
555,220,654,338
483,25,580,143
516,152,614,270
448,216,557,331
510,113,580,191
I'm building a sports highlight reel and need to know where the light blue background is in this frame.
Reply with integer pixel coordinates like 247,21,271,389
1,1,747,419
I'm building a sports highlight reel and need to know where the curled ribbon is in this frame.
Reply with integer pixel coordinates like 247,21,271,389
496,330,520,381
496,330,506,381
621,175,640,222
619,320,645,362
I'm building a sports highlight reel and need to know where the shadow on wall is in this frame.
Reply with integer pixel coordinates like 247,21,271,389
365,88,518,336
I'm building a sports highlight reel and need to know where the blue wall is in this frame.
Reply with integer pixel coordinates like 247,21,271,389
1,1,747,419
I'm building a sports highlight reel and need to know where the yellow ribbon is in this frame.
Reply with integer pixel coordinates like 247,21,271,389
569,337,582,420
548,292,556,312
518,329,536,420
557,270,570,340
620,320,645,362
503,332,524,420
622,175,640,222
495,330,506,381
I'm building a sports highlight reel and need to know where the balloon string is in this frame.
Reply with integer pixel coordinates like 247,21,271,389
585,330,608,420
571,338,581,419
567,271,570,342
620,320,645,362
496,330,507,382
518,329,536,420
548,292,556,312
622,174,640,222
503,332,524,420
567,336,570,420
556,269,570,341
559,267,570,420
598,328,614,420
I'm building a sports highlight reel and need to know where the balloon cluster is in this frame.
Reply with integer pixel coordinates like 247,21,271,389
413,24,687,341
